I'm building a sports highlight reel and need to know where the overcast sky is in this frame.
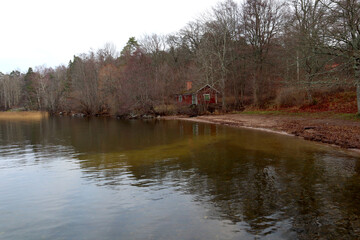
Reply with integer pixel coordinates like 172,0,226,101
0,0,221,73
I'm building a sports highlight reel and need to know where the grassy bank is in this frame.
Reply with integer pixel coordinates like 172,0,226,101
0,111,49,120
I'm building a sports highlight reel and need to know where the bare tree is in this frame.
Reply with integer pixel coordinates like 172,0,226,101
178,21,209,89
241,0,285,106
195,0,241,110
119,49,155,114
290,0,331,101
98,58,121,115
180,20,204,54
0,71,22,110
43,66,68,113
140,34,169,103
166,33,199,95
32,66,50,110
97,42,119,63
69,52,103,115
321,0,360,113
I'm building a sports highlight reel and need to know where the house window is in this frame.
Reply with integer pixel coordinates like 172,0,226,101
192,94,197,105
203,94,210,101
178,95,182,102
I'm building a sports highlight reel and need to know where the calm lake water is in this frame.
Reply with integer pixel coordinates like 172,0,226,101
0,117,360,240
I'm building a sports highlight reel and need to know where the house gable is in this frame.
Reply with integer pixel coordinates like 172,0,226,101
196,84,220,94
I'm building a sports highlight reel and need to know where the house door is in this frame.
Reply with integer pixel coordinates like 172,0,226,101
192,94,197,105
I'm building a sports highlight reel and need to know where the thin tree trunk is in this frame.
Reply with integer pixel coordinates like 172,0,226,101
253,74,259,106
296,50,300,82
357,82,360,114
356,71,360,114
355,57,360,114
253,67,262,106
221,83,226,111
240,83,244,105
306,75,313,103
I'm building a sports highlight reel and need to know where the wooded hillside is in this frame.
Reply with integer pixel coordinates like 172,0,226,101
1,0,359,116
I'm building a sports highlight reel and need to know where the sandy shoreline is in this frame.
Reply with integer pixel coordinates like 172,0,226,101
162,114,360,151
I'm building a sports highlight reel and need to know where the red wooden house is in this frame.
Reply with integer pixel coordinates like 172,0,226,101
176,81,220,106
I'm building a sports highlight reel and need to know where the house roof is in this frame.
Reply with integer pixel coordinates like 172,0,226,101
196,84,220,93
178,84,220,95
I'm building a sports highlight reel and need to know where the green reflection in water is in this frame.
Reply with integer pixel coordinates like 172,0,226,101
79,133,228,165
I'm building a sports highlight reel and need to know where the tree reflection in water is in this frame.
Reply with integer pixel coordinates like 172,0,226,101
1,117,360,239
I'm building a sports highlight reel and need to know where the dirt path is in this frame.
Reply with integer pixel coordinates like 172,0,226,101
163,114,360,150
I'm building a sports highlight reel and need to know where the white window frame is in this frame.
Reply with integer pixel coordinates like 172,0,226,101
192,94,197,105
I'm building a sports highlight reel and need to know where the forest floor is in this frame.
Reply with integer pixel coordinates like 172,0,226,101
163,112,360,151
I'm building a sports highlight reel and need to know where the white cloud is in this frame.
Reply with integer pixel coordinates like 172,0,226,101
0,0,221,73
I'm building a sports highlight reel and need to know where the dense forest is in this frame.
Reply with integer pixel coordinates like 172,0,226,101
1,0,359,116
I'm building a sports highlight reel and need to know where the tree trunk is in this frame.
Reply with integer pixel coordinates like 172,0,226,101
357,82,360,114
240,83,244,105
355,57,360,114
253,73,261,106
306,76,313,103
233,81,239,107
221,84,226,111
253,80,259,106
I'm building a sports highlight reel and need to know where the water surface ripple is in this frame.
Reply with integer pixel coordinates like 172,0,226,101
0,117,359,240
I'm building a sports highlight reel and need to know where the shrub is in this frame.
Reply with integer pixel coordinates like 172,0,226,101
175,104,202,116
275,88,307,108
154,104,177,116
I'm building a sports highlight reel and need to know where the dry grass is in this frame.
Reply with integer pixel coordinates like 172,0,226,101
154,104,177,116
0,111,49,120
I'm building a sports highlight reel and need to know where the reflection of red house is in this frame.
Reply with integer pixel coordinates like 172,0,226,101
176,82,220,105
